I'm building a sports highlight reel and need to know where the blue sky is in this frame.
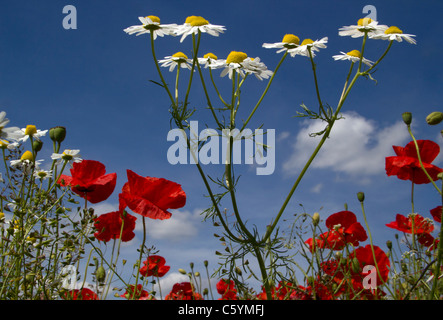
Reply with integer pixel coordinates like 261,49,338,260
1,0,443,297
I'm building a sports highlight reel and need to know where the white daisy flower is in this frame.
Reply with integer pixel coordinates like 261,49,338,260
241,57,273,80
10,150,43,173
51,149,82,165
338,18,388,38
0,111,24,141
158,52,194,72
332,50,374,67
175,16,226,43
198,53,222,69
34,169,53,180
123,15,178,39
18,125,48,142
0,139,19,151
287,37,328,58
369,26,416,44
217,51,272,80
262,34,300,54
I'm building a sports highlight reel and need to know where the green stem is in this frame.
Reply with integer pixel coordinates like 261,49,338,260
429,179,443,299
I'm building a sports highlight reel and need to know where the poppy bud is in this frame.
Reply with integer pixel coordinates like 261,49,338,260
351,257,361,273
235,267,242,276
312,212,320,226
357,192,365,202
426,111,443,125
438,172,443,180
96,265,106,283
402,112,412,126
386,240,392,250
178,268,187,275
204,260,208,267
49,126,67,143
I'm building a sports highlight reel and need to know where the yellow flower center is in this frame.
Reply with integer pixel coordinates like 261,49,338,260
172,52,189,60
357,18,372,26
0,212,4,220
24,125,37,136
204,53,218,60
62,150,74,161
185,16,209,26
384,26,403,34
282,34,300,45
146,15,160,23
0,140,9,149
301,39,314,46
346,50,361,58
21,150,34,162
226,51,248,64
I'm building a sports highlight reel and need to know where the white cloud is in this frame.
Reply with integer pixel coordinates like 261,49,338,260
283,112,410,179
142,208,203,241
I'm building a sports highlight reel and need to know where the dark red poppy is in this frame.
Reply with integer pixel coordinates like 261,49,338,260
120,284,154,300
417,232,436,247
165,282,203,300
58,160,117,204
63,288,98,300
93,210,137,243
119,170,186,220
385,140,443,184
318,211,367,250
386,213,434,234
430,206,442,223
139,255,170,278
216,279,238,300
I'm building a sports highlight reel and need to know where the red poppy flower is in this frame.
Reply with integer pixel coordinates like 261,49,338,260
386,213,434,234
216,279,238,300
349,245,390,285
93,210,137,242
165,282,203,300
58,160,117,204
417,233,436,247
385,140,443,184
63,288,98,300
139,255,170,278
119,170,186,220
319,211,367,250
430,206,442,223
120,284,154,300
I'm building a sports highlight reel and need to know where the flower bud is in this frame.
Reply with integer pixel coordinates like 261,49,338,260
33,139,43,152
204,260,208,267
386,240,392,250
235,267,242,276
426,111,443,125
357,192,365,202
96,265,106,283
178,268,187,275
312,212,320,226
351,257,361,273
49,126,67,143
402,112,412,126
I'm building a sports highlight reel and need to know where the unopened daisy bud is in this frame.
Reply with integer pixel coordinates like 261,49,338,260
49,126,67,143
33,139,43,152
426,111,443,125
24,125,37,136
402,112,412,126
437,172,443,180
357,192,365,202
178,268,187,275
312,212,320,226
194,272,200,277
204,260,208,267
190,262,194,269
21,151,34,162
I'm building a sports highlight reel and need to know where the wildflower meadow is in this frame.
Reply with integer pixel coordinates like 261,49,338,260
0,0,442,310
